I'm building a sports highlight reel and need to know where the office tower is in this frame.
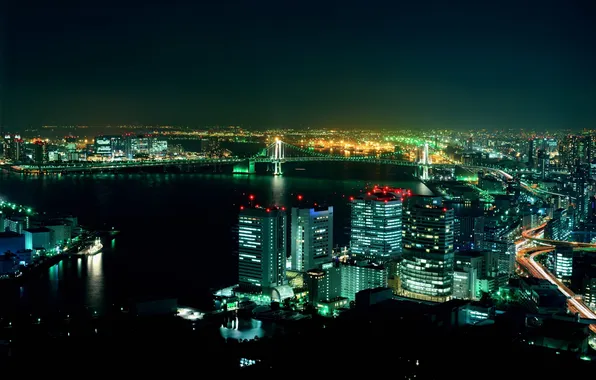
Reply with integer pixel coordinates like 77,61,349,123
527,138,535,169
291,205,333,272
553,246,573,284
537,148,549,180
482,240,516,276
2,134,23,162
453,251,484,300
350,187,403,260
546,208,572,241
307,261,341,304
400,197,455,302
340,260,387,301
238,207,287,292
33,141,49,164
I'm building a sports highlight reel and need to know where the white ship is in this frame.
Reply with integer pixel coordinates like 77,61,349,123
76,238,103,256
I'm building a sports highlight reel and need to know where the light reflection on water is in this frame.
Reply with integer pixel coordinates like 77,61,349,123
85,253,104,311
219,318,266,340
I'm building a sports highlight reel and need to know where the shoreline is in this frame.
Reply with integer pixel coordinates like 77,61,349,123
0,234,112,287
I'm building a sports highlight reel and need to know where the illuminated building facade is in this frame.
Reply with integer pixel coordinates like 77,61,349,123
24,227,51,251
2,134,24,162
238,207,287,292
400,198,455,302
33,141,49,164
350,188,403,260
340,261,387,301
307,261,341,303
94,136,112,157
130,136,151,156
584,275,596,312
553,247,573,284
291,206,333,272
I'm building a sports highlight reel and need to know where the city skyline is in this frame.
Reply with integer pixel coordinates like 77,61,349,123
1,1,595,130
3,0,596,372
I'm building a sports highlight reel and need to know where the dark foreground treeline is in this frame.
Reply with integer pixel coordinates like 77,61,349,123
0,309,593,376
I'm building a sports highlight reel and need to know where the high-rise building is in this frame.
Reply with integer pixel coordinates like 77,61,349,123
482,239,516,276
554,246,573,284
307,261,341,304
400,197,455,302
340,260,387,301
453,251,484,300
2,134,24,162
33,141,49,164
528,138,535,169
94,136,113,158
350,187,403,260
238,207,287,292
291,205,333,272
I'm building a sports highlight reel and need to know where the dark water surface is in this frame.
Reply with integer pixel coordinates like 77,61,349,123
0,162,431,315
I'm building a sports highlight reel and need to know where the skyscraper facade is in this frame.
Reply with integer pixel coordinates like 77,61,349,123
238,207,287,292
400,197,455,302
291,206,333,272
350,188,403,260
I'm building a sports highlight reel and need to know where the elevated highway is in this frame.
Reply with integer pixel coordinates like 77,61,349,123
522,223,596,249
517,224,596,333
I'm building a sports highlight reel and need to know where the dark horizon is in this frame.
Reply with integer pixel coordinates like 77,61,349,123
1,0,595,131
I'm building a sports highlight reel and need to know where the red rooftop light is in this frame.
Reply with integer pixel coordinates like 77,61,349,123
281,207,286,211
349,196,354,201
249,194,255,200
240,206,244,210
266,208,270,212
443,208,447,212
297,195,303,201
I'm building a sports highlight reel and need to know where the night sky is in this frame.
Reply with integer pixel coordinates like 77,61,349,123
2,0,595,130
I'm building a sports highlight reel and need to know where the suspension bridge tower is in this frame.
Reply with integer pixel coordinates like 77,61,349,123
419,142,431,181
272,138,285,175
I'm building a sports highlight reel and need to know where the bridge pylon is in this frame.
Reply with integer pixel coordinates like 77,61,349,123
272,138,285,176
418,142,431,180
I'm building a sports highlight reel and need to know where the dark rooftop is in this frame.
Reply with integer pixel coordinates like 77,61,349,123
0,231,22,238
23,227,51,233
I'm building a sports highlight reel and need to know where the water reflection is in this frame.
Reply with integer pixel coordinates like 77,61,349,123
77,258,82,278
220,318,265,340
85,253,104,312
270,175,286,206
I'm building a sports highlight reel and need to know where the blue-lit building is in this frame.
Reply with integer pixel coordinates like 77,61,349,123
349,188,403,260
238,207,287,292
400,196,455,303
545,208,572,242
290,205,333,272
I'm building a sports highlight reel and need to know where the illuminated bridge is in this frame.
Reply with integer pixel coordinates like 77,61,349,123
233,139,448,176
7,139,453,176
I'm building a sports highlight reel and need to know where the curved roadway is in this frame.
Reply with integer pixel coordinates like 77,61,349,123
522,223,596,249
517,224,596,333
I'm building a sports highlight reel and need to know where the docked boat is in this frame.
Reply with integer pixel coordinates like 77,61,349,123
75,238,103,256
